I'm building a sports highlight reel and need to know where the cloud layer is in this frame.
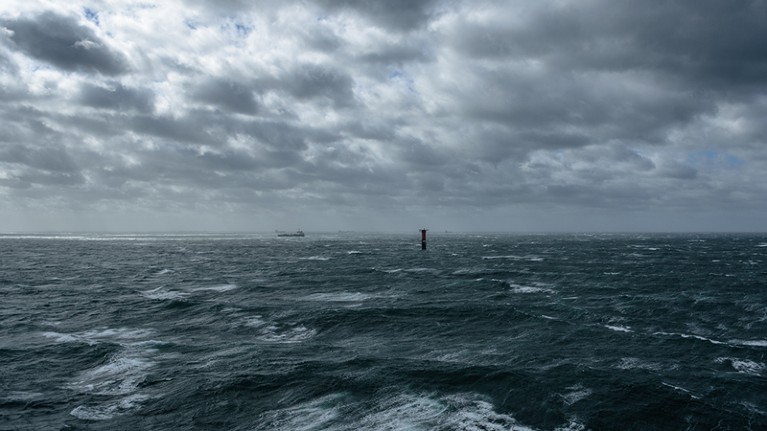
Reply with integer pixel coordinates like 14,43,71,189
0,0,765,231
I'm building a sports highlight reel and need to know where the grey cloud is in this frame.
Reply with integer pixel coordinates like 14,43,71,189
80,82,154,112
453,1,767,91
316,0,441,31
1,12,128,75
0,144,79,173
279,64,356,108
0,51,16,73
192,78,258,114
130,114,219,146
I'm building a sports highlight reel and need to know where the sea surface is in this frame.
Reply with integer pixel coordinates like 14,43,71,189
1,232,766,430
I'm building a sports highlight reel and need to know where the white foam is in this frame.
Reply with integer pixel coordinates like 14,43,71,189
41,332,81,343
299,256,331,261
716,357,764,375
70,394,151,421
615,357,667,371
605,325,633,333
41,328,153,345
254,394,343,430
347,250,362,255
194,283,237,292
661,382,700,399
71,355,153,396
560,385,592,406
70,404,116,421
380,268,403,273
257,324,317,343
243,316,267,327
156,268,173,275
555,421,587,431
508,283,554,294
255,391,571,431
654,331,725,345
141,287,189,300
303,292,376,302
731,339,767,347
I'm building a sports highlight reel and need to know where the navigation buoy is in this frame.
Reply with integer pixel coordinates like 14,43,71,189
420,228,427,250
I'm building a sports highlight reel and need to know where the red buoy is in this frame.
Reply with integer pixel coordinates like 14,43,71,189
420,229,427,250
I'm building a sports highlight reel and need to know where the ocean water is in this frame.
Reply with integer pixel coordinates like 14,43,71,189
1,232,766,430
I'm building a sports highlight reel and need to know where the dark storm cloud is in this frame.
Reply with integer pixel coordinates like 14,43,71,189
1,12,128,75
191,78,258,114
2,0,767,231
453,0,767,91
79,82,154,112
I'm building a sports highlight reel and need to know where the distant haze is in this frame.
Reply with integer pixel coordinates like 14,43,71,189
1,1,765,232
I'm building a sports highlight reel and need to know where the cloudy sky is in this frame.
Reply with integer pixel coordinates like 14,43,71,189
0,0,765,232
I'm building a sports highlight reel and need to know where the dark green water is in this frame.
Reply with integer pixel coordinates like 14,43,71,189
1,233,766,430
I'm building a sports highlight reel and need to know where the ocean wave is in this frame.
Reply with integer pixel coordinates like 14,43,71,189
605,325,633,333
299,256,332,261
70,394,151,421
731,339,767,347
41,328,154,345
303,292,379,302
653,331,726,345
141,287,190,300
482,255,544,262
560,384,593,406
254,392,543,431
193,283,238,292
716,357,765,375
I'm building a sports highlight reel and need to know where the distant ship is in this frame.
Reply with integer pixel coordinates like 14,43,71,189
277,230,305,237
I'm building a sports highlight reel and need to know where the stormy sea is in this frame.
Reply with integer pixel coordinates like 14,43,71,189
2,233,766,430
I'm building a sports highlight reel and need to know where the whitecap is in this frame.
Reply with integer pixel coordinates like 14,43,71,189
70,404,115,421
605,325,633,333
156,268,173,275
70,354,153,396
481,254,544,261
716,357,764,375
141,287,189,300
482,255,520,260
661,382,700,399
560,385,592,406
303,292,375,302
41,327,153,345
41,332,80,343
254,394,343,430
299,256,331,261
653,331,725,345
347,250,362,255
70,394,151,421
508,283,554,294
257,324,317,343
193,283,237,292
731,339,767,347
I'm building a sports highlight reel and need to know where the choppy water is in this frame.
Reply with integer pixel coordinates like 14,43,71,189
2,233,766,430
